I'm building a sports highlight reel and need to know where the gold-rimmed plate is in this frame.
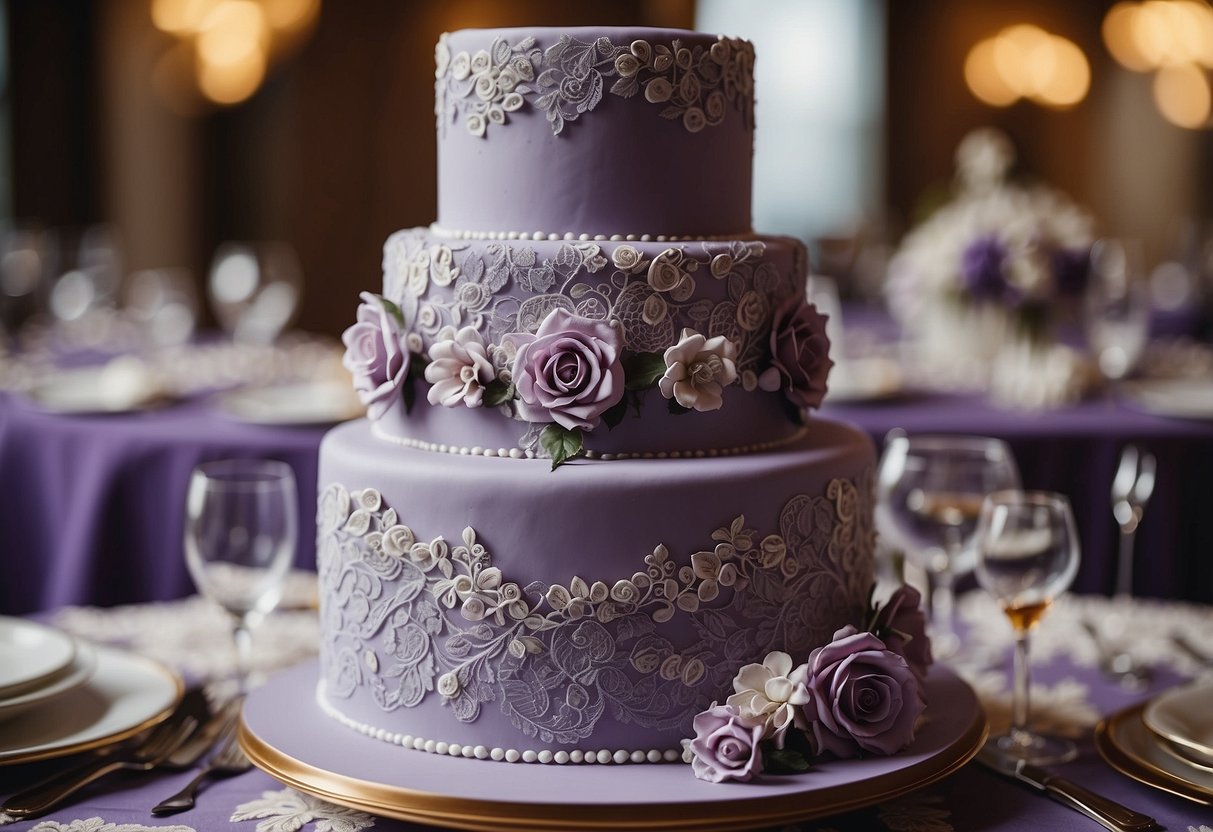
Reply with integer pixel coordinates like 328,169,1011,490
1095,701,1213,806
241,662,986,832
1142,680,1213,768
0,644,182,765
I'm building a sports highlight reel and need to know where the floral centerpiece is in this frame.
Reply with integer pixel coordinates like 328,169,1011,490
685,584,932,783
886,130,1095,397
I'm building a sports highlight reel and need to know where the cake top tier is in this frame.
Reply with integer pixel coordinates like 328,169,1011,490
435,27,756,239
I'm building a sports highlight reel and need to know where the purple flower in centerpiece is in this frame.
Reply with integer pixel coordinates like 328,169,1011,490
870,585,933,682
759,298,834,410
961,235,1014,302
341,292,409,421
687,703,765,783
802,625,925,759
506,308,625,431
1051,247,1091,297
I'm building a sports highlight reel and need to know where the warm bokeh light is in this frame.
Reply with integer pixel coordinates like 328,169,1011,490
149,0,320,109
1104,2,1155,71
1153,62,1212,127
965,25,1089,110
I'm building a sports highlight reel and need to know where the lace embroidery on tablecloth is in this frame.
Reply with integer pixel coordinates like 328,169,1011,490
317,472,875,743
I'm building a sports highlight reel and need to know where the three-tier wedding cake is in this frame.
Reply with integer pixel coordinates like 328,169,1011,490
316,26,878,767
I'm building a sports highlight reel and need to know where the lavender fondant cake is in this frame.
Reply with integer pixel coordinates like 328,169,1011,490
317,26,878,766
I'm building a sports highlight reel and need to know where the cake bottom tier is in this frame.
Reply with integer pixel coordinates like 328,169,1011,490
316,417,876,763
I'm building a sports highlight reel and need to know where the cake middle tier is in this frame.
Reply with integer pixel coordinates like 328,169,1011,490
317,416,876,760
381,227,810,456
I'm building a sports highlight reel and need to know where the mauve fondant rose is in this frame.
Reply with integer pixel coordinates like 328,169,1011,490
341,292,409,421
763,298,833,410
803,625,925,759
688,703,765,783
872,585,933,681
507,308,625,431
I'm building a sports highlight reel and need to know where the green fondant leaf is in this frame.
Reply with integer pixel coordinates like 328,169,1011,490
402,376,416,414
667,398,691,416
483,379,515,408
379,295,405,326
623,352,668,391
764,748,812,774
601,397,629,430
540,424,584,471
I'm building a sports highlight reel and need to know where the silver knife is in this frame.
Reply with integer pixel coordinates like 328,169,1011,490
975,744,1158,832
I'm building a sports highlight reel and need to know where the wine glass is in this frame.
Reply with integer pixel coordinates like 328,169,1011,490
975,490,1081,765
208,242,302,345
876,434,1021,657
184,459,298,694
126,268,199,348
1085,238,1150,384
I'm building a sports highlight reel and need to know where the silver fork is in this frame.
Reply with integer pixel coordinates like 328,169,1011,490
1111,444,1156,597
152,723,251,815
2,714,198,818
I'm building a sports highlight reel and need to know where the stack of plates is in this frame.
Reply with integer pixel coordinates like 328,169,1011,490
0,617,181,765
1096,679,1213,805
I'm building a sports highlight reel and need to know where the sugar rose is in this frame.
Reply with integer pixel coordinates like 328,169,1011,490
507,309,625,431
760,298,833,410
687,703,765,783
802,625,925,759
871,584,933,682
341,292,409,421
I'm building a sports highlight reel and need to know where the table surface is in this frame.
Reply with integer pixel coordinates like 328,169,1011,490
1,589,1212,832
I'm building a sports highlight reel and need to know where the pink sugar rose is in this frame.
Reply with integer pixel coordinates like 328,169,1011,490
760,298,833,410
341,292,409,421
872,584,933,682
507,309,625,431
688,703,765,783
802,625,925,759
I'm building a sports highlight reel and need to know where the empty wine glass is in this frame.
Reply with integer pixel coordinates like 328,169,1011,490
1085,238,1150,384
184,459,298,693
126,268,199,347
208,242,302,345
975,490,1081,765
876,435,1021,658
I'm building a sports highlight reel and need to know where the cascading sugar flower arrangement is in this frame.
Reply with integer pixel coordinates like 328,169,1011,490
684,585,932,783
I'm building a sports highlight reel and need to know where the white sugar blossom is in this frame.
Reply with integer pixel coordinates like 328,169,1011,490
425,326,495,408
727,650,810,745
659,328,738,412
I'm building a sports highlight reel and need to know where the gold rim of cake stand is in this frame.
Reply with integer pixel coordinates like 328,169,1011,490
239,708,988,832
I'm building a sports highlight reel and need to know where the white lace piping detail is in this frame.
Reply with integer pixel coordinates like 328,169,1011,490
317,681,682,765
428,224,757,243
370,420,808,460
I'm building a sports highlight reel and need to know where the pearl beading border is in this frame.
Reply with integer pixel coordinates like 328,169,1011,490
316,682,687,765
429,223,756,244
370,421,808,461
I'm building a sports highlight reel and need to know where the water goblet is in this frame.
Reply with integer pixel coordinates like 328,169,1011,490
975,490,1081,765
208,242,302,345
1085,238,1150,384
876,434,1021,658
184,459,298,694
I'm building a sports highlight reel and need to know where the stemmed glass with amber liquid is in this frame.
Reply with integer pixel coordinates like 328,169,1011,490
876,435,1020,657
975,490,1081,764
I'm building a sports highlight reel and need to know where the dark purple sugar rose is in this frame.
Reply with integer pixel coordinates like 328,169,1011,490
341,292,409,421
871,585,933,682
507,308,625,432
763,298,834,410
688,703,765,783
802,625,925,759
960,234,1013,301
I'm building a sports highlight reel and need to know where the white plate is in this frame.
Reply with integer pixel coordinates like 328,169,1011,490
0,644,181,764
0,642,96,723
1143,680,1213,765
826,356,903,404
1124,378,1213,421
0,618,77,700
218,381,364,425
24,358,165,415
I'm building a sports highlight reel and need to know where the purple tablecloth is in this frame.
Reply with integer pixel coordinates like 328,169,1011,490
1,592,1210,831
0,393,328,615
